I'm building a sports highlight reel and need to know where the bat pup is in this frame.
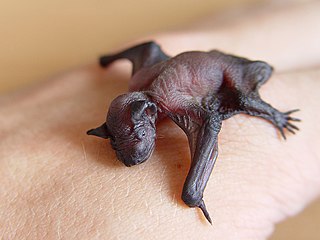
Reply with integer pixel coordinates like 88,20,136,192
87,41,300,224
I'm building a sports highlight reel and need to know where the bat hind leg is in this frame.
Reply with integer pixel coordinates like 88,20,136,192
99,41,170,75
216,67,300,139
241,96,300,139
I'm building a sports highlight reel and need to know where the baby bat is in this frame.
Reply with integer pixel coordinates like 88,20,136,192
87,41,300,224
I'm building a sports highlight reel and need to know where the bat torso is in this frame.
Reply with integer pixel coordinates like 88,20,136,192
130,51,245,116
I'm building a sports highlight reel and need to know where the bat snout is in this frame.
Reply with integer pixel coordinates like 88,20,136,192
116,140,155,167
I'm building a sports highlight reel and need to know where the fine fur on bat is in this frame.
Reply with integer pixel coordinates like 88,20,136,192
87,41,300,224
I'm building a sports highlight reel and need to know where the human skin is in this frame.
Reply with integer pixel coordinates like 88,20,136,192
1,1,320,240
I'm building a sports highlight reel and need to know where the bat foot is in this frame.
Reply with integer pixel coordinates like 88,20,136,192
274,109,301,140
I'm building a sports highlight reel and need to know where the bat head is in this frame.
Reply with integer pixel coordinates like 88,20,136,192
87,92,157,167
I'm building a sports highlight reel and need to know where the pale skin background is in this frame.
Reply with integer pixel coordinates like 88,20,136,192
0,0,320,239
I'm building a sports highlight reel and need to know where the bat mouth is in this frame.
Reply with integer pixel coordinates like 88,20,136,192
118,140,155,167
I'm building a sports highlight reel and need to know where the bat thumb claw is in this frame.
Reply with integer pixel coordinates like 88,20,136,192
199,200,212,224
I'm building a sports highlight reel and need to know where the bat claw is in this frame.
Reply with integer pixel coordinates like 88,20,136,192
199,200,212,225
287,117,301,122
285,126,296,134
278,127,286,140
284,109,300,115
287,122,299,131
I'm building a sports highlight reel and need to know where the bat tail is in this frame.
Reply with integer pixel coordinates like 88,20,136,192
199,200,212,225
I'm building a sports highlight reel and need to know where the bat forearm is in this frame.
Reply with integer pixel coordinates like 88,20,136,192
182,114,221,223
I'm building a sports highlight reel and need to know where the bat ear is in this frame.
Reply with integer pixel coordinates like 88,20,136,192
131,100,157,122
87,123,111,139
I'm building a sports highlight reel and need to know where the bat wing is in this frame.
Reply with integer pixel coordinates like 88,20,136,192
168,110,222,224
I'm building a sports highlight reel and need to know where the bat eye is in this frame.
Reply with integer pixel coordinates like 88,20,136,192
137,129,146,140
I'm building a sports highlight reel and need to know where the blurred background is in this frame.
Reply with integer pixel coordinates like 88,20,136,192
0,0,319,239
